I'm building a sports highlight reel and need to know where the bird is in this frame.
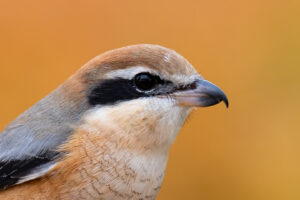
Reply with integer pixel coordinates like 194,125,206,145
0,44,228,200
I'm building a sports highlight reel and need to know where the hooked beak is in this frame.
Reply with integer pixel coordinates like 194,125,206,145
173,79,229,108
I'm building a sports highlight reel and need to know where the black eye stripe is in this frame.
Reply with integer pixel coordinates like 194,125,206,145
88,74,173,106
88,78,147,106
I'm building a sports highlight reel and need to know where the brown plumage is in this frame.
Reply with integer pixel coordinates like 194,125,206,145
0,44,228,199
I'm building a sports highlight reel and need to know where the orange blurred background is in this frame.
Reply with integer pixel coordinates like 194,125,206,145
0,0,299,199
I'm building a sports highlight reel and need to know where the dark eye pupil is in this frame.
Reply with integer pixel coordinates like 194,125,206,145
134,73,156,90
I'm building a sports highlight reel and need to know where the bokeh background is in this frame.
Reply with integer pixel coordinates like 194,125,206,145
0,0,299,199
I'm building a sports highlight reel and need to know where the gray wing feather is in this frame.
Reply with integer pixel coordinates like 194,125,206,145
0,125,64,189
0,125,63,161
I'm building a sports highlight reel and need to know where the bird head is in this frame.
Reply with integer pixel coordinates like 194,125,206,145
61,44,228,153
0,44,228,192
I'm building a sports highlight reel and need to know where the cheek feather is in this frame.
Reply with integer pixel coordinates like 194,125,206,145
81,98,191,152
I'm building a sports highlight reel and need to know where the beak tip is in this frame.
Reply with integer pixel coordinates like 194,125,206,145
199,80,229,109
224,99,229,108
221,95,229,108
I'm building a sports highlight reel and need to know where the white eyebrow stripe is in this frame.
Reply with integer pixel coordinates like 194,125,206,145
104,66,201,86
104,66,155,80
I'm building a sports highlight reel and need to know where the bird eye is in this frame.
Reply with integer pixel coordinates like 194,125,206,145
134,73,157,91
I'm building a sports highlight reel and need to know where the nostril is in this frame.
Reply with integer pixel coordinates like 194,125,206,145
189,82,197,90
